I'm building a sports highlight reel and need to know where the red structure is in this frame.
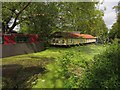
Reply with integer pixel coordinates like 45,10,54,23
0,33,45,58
1,33,40,45
69,32,96,39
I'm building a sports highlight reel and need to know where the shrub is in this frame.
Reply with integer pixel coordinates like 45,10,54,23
79,40,120,88
58,50,88,88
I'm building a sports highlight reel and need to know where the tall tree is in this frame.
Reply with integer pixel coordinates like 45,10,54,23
21,2,59,39
2,2,31,33
54,2,108,42
2,2,108,43
109,1,120,39
117,1,120,38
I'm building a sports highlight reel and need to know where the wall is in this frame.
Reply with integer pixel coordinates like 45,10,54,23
0,41,45,58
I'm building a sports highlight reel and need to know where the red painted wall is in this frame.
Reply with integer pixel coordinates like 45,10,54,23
29,34,39,43
4,34,16,44
2,34,40,45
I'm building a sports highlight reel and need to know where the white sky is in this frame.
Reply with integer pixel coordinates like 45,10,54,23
99,0,119,29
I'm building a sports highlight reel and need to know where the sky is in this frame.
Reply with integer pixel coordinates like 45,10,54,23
99,0,119,29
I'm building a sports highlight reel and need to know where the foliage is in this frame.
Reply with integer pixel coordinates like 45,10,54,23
2,2,108,42
54,2,108,38
3,44,108,88
109,1,120,40
109,22,119,39
24,2,58,40
2,2,31,33
28,2,108,42
79,40,120,88
56,45,107,88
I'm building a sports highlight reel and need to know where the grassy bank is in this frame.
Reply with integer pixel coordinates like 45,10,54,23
2,44,108,88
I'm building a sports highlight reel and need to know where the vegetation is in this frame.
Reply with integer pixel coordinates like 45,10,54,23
33,41,120,88
2,44,107,88
2,2,108,42
79,40,120,88
2,1,120,89
2,2,31,33
109,1,120,40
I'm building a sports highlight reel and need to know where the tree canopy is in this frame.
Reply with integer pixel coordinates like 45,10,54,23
2,2,31,33
2,2,108,41
109,1,120,39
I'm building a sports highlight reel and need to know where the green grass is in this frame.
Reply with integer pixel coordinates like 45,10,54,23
2,44,108,88
33,44,108,88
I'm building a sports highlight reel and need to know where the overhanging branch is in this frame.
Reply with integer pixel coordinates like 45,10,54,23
8,2,31,33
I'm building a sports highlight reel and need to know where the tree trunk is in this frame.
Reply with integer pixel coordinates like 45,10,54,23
8,2,31,33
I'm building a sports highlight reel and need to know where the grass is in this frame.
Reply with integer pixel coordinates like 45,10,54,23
2,44,108,88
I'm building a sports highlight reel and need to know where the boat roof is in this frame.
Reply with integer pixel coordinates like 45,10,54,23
52,32,96,39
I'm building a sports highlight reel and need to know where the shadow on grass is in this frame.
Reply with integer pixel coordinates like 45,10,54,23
49,44,96,54
78,45,94,53
50,44,81,49
2,57,55,89
2,64,46,89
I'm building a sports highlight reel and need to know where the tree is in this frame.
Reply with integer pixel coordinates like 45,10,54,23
2,2,108,43
2,2,31,33
117,1,120,38
109,1,120,39
54,2,108,43
20,2,59,40
109,22,118,39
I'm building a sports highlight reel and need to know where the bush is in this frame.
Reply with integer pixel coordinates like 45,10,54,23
58,50,89,88
79,40,120,88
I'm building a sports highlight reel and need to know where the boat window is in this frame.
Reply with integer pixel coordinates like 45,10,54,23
62,40,65,43
15,36,29,43
0,36,3,44
53,39,55,43
56,40,59,43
